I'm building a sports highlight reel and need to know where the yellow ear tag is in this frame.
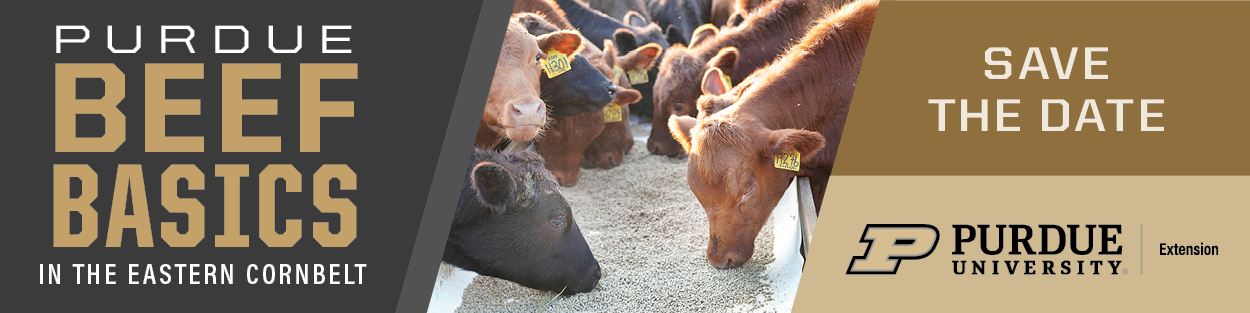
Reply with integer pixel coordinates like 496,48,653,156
774,150,801,171
627,68,649,84
604,103,623,123
613,66,626,84
720,72,734,90
543,50,572,79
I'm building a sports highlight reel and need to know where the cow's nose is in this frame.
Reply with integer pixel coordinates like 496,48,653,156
606,84,618,97
510,102,542,120
594,267,602,279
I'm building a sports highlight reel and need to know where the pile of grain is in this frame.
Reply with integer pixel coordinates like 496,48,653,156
455,125,780,312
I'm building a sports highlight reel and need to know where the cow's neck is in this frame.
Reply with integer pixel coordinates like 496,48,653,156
728,20,865,135
476,120,505,150
697,0,819,66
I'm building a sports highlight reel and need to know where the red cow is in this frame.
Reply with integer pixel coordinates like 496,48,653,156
583,40,661,169
647,0,845,157
477,21,581,149
536,109,606,187
668,0,876,269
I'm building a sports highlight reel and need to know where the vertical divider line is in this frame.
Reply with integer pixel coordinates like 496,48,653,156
1140,224,1143,275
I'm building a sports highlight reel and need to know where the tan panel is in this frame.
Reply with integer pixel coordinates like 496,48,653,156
799,176,1247,311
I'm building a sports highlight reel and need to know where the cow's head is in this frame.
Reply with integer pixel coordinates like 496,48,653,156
446,150,601,293
668,114,825,269
582,40,647,169
485,22,547,143
694,67,753,119
537,29,618,117
535,109,605,187
689,24,719,48
648,45,738,157
580,89,638,169
614,23,674,54
645,0,702,46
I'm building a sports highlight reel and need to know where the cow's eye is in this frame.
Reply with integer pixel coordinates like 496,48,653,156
743,183,756,196
551,216,567,230
673,103,684,112
534,52,543,64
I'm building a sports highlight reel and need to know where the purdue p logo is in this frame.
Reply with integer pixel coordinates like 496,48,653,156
847,224,940,274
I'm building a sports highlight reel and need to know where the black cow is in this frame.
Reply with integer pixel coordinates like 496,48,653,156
585,0,652,25
530,26,618,117
543,51,617,117
516,12,664,121
553,0,675,50
646,0,705,46
443,149,601,294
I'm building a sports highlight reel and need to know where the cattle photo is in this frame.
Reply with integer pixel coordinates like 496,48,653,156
432,0,878,311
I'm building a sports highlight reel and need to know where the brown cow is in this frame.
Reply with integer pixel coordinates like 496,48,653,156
693,66,760,119
647,0,845,157
583,40,659,169
668,0,876,269
516,12,607,186
477,21,580,149
536,109,606,187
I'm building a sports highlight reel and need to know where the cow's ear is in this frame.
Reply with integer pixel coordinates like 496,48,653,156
615,89,642,105
537,30,583,57
602,39,619,67
613,29,639,53
665,24,686,46
514,13,554,36
627,43,664,70
708,47,738,74
728,12,745,27
625,11,648,27
471,161,515,215
701,67,728,96
689,24,719,47
668,115,699,153
766,129,826,160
